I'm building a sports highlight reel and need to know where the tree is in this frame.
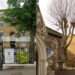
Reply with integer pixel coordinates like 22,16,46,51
3,0,36,63
47,0,75,69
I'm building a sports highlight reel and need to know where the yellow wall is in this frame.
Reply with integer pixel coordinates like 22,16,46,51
0,26,16,34
68,35,75,55
67,36,75,66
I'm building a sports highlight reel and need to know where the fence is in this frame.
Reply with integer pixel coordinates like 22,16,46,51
0,40,35,70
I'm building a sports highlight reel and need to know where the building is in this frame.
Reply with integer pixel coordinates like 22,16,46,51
36,3,75,74
0,9,32,66
67,35,75,67
36,6,63,75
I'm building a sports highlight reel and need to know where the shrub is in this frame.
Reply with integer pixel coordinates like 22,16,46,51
16,49,29,64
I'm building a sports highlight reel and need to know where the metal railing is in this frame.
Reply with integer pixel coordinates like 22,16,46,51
0,41,35,70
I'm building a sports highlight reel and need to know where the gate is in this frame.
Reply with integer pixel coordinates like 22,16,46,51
0,37,36,70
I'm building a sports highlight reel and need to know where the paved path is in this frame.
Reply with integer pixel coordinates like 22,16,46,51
48,70,75,75
0,65,36,75
55,70,75,75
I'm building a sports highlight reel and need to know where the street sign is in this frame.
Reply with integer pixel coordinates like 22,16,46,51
4,48,15,64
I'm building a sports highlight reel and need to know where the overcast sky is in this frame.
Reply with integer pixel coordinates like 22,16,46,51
0,0,8,9
39,0,75,34
39,0,62,33
0,0,75,34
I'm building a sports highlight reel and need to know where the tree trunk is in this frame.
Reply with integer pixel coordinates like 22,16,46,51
57,40,65,70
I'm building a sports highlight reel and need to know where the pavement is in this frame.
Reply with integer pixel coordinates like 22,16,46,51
0,64,36,75
47,69,55,75
48,70,75,75
55,70,75,75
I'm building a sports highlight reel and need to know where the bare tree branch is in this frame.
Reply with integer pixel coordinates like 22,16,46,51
66,25,72,41
65,26,74,48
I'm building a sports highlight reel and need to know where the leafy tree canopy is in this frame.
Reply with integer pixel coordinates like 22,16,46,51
4,0,36,32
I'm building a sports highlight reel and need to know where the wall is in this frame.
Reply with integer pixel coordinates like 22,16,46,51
67,35,75,66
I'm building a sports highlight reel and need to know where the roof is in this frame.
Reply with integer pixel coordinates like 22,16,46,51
37,5,62,38
38,1,62,34
46,27,62,38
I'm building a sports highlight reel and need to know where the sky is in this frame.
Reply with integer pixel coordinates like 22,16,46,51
0,0,8,9
39,0,62,33
0,0,75,34
39,0,75,34
0,0,58,32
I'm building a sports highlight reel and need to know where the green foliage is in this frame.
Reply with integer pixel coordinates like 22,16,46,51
3,1,36,63
3,0,36,32
16,49,29,64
